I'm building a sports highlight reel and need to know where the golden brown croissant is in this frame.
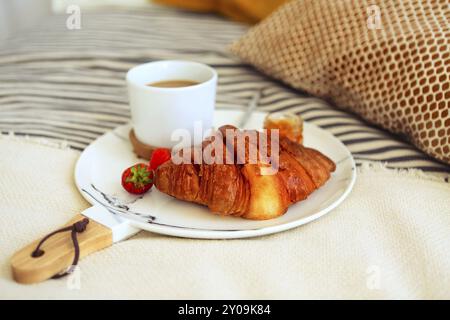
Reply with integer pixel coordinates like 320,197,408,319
154,125,336,220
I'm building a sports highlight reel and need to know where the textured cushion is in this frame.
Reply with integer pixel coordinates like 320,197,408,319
230,0,450,164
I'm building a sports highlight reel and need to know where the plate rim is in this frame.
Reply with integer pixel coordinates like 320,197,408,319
74,109,356,239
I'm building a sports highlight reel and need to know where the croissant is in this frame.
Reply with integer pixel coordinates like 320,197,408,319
154,125,336,220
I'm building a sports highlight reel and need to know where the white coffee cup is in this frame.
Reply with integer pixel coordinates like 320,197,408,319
127,60,217,148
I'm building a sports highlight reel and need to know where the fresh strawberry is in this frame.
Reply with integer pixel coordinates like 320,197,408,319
121,163,153,194
150,148,171,170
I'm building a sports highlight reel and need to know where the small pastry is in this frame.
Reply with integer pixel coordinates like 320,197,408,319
263,112,303,144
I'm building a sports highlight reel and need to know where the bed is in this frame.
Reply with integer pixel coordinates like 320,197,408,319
1,4,449,299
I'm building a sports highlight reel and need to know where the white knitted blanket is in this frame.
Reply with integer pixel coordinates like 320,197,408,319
0,136,449,299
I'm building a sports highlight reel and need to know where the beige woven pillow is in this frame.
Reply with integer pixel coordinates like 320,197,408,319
230,0,450,165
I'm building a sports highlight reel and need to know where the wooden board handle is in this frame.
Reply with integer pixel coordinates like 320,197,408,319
11,214,112,284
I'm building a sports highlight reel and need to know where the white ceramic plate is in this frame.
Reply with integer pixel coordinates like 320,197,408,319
75,109,356,239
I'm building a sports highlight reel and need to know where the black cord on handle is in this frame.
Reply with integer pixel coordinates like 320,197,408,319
31,218,89,279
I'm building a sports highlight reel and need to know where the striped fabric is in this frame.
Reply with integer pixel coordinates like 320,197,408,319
0,5,449,175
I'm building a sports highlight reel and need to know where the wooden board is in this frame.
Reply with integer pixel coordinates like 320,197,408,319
11,214,112,284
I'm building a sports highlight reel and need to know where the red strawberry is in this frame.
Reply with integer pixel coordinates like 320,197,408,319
121,163,153,194
150,148,171,170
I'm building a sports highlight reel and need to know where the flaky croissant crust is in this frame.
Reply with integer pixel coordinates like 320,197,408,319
154,125,336,220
